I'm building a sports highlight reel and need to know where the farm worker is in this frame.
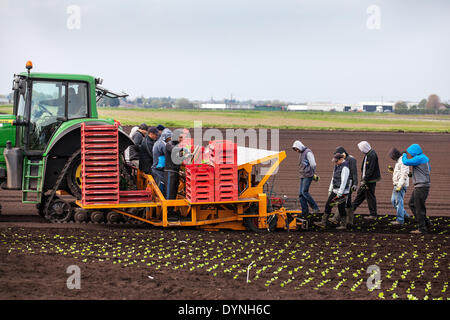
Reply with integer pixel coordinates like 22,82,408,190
402,144,431,234
124,125,139,162
164,132,185,221
129,123,148,168
314,153,350,229
139,126,159,174
292,140,320,215
329,146,358,227
152,129,172,195
157,124,171,138
351,141,381,220
388,147,410,225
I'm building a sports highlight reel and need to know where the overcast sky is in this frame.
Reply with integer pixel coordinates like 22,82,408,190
0,0,449,103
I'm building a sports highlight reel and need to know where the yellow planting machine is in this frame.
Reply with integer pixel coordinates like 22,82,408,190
73,123,304,231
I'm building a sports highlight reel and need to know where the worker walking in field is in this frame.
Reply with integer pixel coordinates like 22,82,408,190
402,144,431,234
329,146,358,227
292,140,320,215
139,126,159,174
351,141,381,219
388,147,410,225
315,153,350,229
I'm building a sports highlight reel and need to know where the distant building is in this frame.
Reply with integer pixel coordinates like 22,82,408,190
200,103,226,110
287,103,349,112
358,101,395,112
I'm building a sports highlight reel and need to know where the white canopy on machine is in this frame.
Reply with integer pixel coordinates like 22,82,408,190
237,146,280,166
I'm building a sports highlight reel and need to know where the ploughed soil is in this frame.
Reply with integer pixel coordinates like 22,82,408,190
0,129,448,300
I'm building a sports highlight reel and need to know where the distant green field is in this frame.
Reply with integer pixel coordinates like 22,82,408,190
1,104,449,132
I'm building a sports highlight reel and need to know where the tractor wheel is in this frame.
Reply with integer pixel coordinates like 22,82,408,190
66,149,82,199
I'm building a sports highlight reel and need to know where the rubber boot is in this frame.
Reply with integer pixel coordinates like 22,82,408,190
336,218,347,230
314,213,329,228
328,211,340,225
346,207,354,227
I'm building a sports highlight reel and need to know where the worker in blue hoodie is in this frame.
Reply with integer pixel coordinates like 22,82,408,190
402,144,431,234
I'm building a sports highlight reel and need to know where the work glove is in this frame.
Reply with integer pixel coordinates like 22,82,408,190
351,185,357,192
312,174,320,182
395,186,402,192
387,165,394,174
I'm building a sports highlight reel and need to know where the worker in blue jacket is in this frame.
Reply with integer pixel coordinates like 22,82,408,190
402,144,431,234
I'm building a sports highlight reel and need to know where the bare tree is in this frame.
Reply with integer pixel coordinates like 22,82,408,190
426,94,441,114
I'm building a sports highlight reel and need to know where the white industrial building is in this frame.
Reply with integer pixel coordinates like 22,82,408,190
200,103,227,109
287,103,349,112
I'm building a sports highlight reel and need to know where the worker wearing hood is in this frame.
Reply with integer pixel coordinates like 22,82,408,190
402,144,431,234
351,141,381,220
292,140,320,215
152,128,173,194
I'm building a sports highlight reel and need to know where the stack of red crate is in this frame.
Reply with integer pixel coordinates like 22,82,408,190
209,140,238,202
81,123,120,206
185,164,214,203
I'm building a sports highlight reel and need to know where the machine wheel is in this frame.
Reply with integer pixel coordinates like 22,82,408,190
46,199,73,223
73,209,88,223
106,211,122,224
244,215,277,232
243,204,277,232
90,211,105,223
66,150,82,199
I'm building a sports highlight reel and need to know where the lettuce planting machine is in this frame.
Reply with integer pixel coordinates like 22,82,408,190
74,123,304,231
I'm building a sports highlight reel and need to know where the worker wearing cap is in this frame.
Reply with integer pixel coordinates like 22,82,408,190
315,153,350,229
129,123,148,168
292,140,320,215
139,127,159,174
388,147,410,225
329,146,358,227
351,141,381,220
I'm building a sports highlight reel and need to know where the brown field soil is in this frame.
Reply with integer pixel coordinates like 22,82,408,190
0,129,448,300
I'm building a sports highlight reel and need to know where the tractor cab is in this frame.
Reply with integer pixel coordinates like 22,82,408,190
1,61,132,211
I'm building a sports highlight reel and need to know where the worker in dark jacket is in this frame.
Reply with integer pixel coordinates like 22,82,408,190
139,126,159,174
129,123,148,167
315,153,350,229
164,133,184,221
402,144,431,234
292,140,320,215
329,146,358,226
351,141,381,219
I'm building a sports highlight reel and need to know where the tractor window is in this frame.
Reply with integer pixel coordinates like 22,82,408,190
68,82,88,119
28,81,66,150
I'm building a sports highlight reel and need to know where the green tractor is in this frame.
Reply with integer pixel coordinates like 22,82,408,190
0,61,133,221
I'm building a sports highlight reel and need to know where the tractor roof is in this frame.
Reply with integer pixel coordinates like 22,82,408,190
19,72,96,83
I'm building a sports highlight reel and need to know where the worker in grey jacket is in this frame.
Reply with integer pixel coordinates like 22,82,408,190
292,140,320,215
402,144,431,234
152,129,172,194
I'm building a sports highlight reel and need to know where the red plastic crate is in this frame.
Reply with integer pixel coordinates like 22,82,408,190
209,140,237,165
185,164,215,203
81,123,120,206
